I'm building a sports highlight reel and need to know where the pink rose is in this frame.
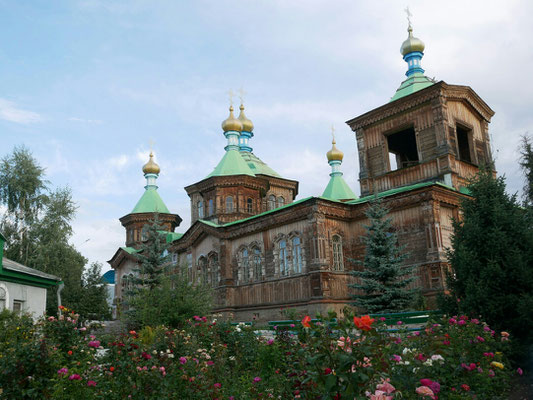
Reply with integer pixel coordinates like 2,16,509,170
415,386,435,399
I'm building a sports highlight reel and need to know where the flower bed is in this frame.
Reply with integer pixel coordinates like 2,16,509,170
0,309,521,399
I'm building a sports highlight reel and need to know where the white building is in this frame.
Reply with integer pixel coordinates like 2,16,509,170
0,232,62,318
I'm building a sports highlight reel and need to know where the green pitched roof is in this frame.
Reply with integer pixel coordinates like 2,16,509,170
131,187,171,214
120,246,140,255
390,72,434,102
322,175,357,201
240,152,281,177
207,150,255,178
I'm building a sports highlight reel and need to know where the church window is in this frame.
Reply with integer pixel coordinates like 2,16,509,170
13,300,24,314
277,196,285,207
386,127,419,170
292,236,302,273
187,253,193,282
171,252,178,265
241,248,250,283
198,201,204,218
127,229,133,243
252,247,262,281
247,198,253,213
279,240,288,276
208,199,214,216
268,195,276,210
209,253,219,287
0,286,6,310
332,235,344,271
456,124,472,163
198,256,208,285
141,225,149,241
226,196,234,213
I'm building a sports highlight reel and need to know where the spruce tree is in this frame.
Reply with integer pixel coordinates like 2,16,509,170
351,198,416,313
132,216,170,290
444,169,533,351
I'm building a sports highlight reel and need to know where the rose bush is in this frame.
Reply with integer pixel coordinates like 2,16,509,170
0,308,520,399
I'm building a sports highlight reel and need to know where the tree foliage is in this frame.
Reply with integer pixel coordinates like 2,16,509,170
75,262,111,320
350,199,417,313
125,217,212,328
443,169,533,356
0,146,106,316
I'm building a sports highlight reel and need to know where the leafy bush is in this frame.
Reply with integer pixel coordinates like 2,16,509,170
0,308,522,399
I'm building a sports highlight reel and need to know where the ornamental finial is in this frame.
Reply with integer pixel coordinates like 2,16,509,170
404,6,412,29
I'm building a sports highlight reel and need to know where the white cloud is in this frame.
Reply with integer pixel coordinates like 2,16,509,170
0,98,42,124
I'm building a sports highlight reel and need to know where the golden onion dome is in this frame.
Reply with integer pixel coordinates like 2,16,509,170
142,151,160,175
400,26,425,56
326,139,344,162
238,104,254,132
221,105,243,132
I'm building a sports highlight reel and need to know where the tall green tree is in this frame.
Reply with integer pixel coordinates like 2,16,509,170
0,146,106,316
350,199,417,313
125,217,212,328
0,146,48,264
443,169,533,355
75,262,111,320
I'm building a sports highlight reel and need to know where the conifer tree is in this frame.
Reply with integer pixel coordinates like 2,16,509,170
351,198,416,313
131,216,170,290
444,169,533,351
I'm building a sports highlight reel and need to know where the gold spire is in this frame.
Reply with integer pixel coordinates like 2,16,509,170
142,151,160,175
326,127,344,162
221,105,243,132
238,103,254,132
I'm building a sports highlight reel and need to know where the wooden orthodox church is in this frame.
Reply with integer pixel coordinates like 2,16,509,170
109,23,494,322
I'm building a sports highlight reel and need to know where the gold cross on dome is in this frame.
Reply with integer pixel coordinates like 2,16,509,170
331,125,336,143
238,87,247,104
149,138,155,154
227,89,235,106
404,6,412,27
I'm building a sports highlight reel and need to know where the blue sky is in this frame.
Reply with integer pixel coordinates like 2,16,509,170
1,0,532,271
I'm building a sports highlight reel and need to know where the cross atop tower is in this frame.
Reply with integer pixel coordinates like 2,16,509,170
238,87,247,105
228,89,235,106
404,6,412,27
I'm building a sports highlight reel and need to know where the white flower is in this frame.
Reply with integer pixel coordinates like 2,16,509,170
431,354,444,361
423,359,433,366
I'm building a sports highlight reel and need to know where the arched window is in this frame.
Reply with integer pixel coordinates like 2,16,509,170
226,196,234,213
292,236,302,273
209,253,219,287
208,199,214,216
277,196,285,207
268,195,276,210
252,247,262,281
198,256,208,285
332,235,344,271
0,284,8,310
241,248,249,283
198,201,204,219
279,240,288,276
247,198,253,213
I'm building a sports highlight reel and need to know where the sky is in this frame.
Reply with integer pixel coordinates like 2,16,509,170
1,0,532,272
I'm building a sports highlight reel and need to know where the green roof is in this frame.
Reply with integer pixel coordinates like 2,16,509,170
240,152,281,177
346,181,456,205
131,187,171,214
390,72,434,102
197,196,315,229
207,150,255,178
120,246,140,255
164,232,183,243
322,175,357,201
